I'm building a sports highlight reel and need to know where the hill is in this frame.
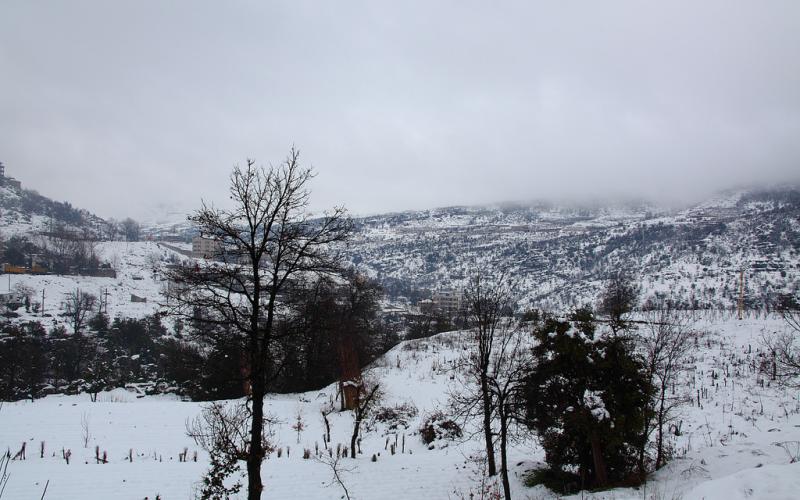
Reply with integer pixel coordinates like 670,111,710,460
139,185,800,313
345,187,800,312
0,180,110,239
1,316,798,499
0,172,124,279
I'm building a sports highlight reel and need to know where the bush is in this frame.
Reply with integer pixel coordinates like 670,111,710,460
373,402,418,430
419,411,462,445
523,467,582,495
523,312,653,489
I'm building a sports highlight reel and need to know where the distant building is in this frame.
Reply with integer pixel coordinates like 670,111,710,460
432,289,463,316
0,292,25,309
0,162,22,189
192,237,222,259
418,298,434,315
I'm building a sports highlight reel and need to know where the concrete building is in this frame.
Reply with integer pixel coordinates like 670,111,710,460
192,237,222,259
432,289,463,316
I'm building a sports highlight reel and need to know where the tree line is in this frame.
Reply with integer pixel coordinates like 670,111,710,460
0,273,396,403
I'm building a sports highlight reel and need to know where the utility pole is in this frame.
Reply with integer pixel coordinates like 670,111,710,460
103,287,110,315
41,289,45,317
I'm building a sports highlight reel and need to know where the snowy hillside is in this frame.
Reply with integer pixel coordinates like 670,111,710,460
6,241,186,327
137,187,800,315
1,316,799,499
11,187,797,332
344,187,800,312
0,184,110,239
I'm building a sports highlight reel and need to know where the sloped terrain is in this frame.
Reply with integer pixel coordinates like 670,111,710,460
6,241,186,327
1,316,799,499
139,186,800,313
346,188,800,312
0,184,110,239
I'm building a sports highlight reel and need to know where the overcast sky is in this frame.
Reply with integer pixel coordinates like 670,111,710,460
1,1,799,221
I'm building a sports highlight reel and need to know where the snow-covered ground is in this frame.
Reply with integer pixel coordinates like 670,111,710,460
2,316,799,499
7,241,179,327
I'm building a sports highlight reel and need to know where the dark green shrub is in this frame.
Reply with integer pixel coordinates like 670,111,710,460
523,311,653,489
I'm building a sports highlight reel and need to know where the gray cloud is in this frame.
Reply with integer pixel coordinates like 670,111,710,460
1,1,799,221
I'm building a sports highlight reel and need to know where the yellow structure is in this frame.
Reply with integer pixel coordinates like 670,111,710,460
2,264,27,274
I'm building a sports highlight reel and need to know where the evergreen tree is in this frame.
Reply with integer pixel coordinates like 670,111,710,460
523,310,652,491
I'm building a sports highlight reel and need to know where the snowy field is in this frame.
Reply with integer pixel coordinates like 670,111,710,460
2,316,800,499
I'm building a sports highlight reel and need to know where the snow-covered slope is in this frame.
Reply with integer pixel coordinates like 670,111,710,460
136,186,800,314
2,316,799,499
0,184,110,239
344,187,800,312
7,241,187,327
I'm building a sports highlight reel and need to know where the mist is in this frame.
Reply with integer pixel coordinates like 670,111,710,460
1,1,798,221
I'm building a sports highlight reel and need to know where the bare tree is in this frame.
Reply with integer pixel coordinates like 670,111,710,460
598,270,639,334
120,218,141,242
315,450,355,500
165,148,351,499
0,449,9,500
763,294,800,387
64,289,97,335
36,224,99,273
337,272,382,410
349,378,382,458
0,401,8,499
80,412,91,448
637,301,698,471
451,273,514,479
451,320,528,500
188,402,275,499
487,326,530,500
12,283,34,312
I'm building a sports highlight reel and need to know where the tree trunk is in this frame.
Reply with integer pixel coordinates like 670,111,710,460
480,375,497,476
638,409,651,476
499,409,511,500
655,385,667,469
350,413,360,459
338,333,359,410
590,433,608,488
247,295,266,500
240,351,252,396
322,410,331,444
247,371,264,500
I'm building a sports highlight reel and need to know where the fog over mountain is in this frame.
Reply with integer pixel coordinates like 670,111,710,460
3,4,800,499
2,1,799,220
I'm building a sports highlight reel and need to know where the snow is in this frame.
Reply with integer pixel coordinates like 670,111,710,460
0,333,508,499
583,390,610,422
1,317,799,499
6,241,183,327
683,462,800,500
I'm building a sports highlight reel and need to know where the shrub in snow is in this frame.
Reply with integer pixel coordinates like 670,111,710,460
419,411,463,446
373,402,419,430
187,402,275,499
523,310,653,490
